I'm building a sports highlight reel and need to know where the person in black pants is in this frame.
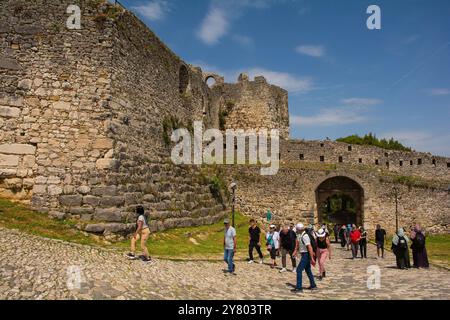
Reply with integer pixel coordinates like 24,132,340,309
359,226,367,258
248,219,263,264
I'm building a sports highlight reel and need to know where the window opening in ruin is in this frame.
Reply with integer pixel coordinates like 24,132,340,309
410,160,413,166
320,143,324,147
399,161,403,167
386,161,389,168
432,159,436,166
179,65,189,94
384,152,389,157
338,156,343,163
206,76,216,88
447,163,450,168
348,145,352,151
358,158,362,163
417,158,422,165
299,154,304,160
320,156,325,162
375,159,379,165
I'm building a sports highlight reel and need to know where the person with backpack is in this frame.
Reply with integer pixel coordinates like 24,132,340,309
349,225,361,259
391,228,411,269
127,205,151,263
248,219,264,264
266,225,280,269
410,224,429,268
375,224,387,258
359,226,368,258
316,228,331,280
291,223,317,293
279,225,297,272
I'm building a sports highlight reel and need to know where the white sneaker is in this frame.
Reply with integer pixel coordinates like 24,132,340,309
291,268,296,273
248,260,254,264
279,268,287,273
259,259,263,264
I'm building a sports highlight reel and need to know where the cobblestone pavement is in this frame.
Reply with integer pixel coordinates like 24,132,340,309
0,227,449,300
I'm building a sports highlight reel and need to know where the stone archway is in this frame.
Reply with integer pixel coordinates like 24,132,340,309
315,176,364,226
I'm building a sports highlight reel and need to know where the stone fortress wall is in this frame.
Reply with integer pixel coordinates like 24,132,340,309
0,0,449,237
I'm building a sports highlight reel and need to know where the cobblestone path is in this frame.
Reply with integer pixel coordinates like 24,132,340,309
1,227,449,300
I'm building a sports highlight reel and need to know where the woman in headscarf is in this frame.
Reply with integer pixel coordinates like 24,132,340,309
410,224,429,268
391,228,411,269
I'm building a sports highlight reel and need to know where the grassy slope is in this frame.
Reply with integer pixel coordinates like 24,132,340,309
0,198,266,260
0,198,447,264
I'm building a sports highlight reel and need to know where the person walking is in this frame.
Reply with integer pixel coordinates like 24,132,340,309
410,224,429,268
223,218,237,274
345,224,352,251
127,205,151,263
339,225,346,248
375,224,387,258
359,227,368,258
248,219,264,264
291,223,317,293
350,225,361,259
266,225,280,269
316,228,331,280
391,228,411,269
266,209,272,222
279,225,297,272
333,224,340,243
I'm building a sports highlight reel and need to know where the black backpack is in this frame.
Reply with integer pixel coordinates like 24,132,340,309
397,236,407,250
415,232,425,249
302,231,317,253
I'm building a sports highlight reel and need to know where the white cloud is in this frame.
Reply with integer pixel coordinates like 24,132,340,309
197,7,229,45
341,98,383,106
196,0,280,45
291,107,368,127
295,45,325,58
231,34,254,48
246,68,313,93
380,131,450,157
190,62,314,94
427,88,450,96
132,1,170,21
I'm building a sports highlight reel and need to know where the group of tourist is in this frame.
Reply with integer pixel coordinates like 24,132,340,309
124,205,430,293
335,223,369,259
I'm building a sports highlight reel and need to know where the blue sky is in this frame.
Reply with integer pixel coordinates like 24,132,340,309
116,0,450,156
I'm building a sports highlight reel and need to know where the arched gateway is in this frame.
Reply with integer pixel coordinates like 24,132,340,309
315,176,364,226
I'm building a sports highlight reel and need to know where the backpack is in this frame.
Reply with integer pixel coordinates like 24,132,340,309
301,231,317,253
397,236,407,250
415,232,425,249
266,234,274,249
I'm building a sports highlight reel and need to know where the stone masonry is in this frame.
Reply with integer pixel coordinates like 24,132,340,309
0,0,449,237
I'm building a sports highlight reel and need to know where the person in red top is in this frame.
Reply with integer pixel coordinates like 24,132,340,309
349,224,361,259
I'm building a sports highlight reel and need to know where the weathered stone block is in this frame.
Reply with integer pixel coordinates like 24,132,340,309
96,158,117,170
99,196,125,207
47,185,63,196
0,57,22,70
18,79,32,90
91,185,116,196
69,207,94,215
78,186,91,194
93,138,114,149
52,101,71,110
49,211,66,220
59,194,83,207
83,195,100,206
32,184,46,194
0,144,36,155
0,106,20,118
94,208,122,222
0,154,19,166
84,224,105,233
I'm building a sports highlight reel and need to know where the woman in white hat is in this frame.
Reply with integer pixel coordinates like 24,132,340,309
316,228,331,280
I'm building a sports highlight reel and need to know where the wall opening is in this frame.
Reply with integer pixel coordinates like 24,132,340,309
205,76,216,88
338,156,343,163
358,158,362,163
399,160,403,167
315,176,364,226
418,158,422,165
179,65,189,94
320,155,325,162
348,145,352,151
375,159,379,165
299,154,304,160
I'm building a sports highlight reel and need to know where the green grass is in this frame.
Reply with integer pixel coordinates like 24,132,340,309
426,234,450,266
0,198,266,260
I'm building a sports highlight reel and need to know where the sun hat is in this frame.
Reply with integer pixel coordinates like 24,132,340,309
317,228,326,237
296,223,304,230
270,224,276,229
224,218,230,224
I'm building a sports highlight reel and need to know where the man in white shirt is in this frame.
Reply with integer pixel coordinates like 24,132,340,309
291,223,317,293
223,218,237,274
